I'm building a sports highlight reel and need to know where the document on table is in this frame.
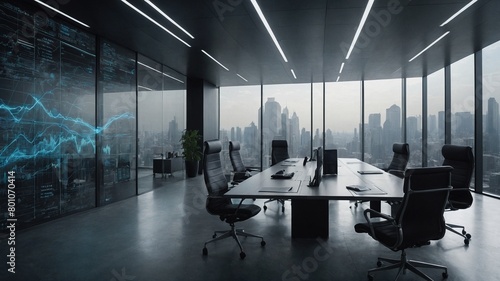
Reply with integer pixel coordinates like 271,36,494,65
260,181,301,193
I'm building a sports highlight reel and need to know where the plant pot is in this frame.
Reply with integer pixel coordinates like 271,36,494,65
185,160,199,177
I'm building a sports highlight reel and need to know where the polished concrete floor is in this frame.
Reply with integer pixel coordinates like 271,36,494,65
1,170,499,281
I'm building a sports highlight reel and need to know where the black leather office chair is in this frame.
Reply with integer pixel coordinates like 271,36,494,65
201,140,266,259
264,140,291,212
355,166,453,281
384,143,410,178
271,139,290,166
441,144,474,245
228,141,259,184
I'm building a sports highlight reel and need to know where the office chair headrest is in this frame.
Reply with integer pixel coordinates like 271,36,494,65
229,141,240,151
393,143,409,154
204,140,222,155
442,144,473,162
272,140,288,147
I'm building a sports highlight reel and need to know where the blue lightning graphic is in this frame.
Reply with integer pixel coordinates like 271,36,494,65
0,94,135,168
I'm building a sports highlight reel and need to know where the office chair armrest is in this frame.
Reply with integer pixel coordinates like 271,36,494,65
232,172,249,183
246,167,260,172
363,208,395,239
387,169,405,178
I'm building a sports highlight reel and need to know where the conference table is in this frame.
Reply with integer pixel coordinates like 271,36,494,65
224,158,404,238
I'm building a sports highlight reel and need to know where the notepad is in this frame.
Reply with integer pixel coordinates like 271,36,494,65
260,181,301,193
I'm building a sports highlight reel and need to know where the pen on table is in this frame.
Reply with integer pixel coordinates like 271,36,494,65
288,186,293,191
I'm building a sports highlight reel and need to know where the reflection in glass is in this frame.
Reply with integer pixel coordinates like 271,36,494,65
137,55,186,193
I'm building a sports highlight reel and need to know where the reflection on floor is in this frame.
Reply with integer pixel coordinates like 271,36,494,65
1,172,498,281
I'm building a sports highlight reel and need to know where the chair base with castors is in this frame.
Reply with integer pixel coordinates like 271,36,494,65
202,222,266,259
367,249,448,281
263,198,286,212
446,223,471,245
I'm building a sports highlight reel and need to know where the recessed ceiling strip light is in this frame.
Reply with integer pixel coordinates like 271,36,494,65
291,69,297,79
121,0,191,47
408,31,450,62
250,0,288,63
345,0,374,60
440,0,477,27
201,50,229,71
336,76,340,82
339,62,345,74
237,74,248,82
144,0,194,39
34,0,90,28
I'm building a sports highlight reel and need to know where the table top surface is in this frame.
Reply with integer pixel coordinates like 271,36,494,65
225,158,404,201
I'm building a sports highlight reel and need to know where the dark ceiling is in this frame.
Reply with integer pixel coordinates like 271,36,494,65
24,0,500,87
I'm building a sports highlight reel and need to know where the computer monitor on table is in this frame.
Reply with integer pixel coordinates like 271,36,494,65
323,149,338,175
308,147,323,187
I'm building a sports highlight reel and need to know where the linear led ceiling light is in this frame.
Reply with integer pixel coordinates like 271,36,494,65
339,62,345,74
121,0,191,47
291,69,297,79
440,0,478,27
34,0,90,28
408,31,450,62
201,50,229,71
144,0,194,39
345,0,374,60
336,76,340,82
237,74,248,82
250,0,288,63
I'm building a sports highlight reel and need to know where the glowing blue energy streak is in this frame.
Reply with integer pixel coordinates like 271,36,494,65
0,95,135,168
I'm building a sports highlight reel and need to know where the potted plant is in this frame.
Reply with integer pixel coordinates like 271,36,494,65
180,129,202,177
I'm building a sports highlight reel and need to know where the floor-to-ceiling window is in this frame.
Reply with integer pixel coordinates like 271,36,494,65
324,81,361,159
451,54,475,147
219,85,261,173
426,69,445,166
262,84,312,168
363,79,402,167
482,40,500,196
313,83,324,150
406,77,423,167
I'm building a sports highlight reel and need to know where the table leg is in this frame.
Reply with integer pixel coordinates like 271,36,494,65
369,200,381,212
291,199,329,239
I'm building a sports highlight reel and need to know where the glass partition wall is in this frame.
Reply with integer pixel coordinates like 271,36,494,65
137,55,186,194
